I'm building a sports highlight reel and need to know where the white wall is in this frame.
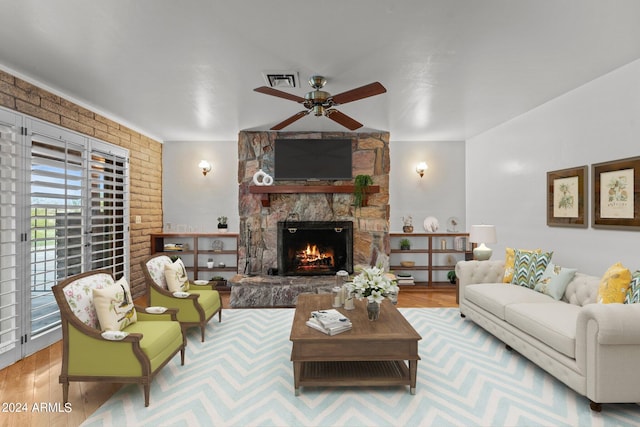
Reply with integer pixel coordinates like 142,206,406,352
162,140,239,233
466,59,640,275
389,141,466,233
162,138,467,239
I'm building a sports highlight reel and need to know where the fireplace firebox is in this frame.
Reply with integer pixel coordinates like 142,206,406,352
277,221,353,276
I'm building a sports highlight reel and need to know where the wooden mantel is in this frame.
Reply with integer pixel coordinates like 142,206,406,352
249,184,380,207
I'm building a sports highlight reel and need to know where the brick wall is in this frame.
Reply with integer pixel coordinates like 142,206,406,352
0,69,162,297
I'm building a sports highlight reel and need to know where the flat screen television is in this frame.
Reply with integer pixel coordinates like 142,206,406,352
274,138,353,180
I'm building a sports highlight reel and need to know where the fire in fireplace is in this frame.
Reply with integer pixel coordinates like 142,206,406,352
277,221,353,276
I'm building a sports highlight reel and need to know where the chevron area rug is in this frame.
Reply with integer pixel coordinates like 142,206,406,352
81,308,640,427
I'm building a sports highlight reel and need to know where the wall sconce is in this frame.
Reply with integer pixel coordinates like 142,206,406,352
416,161,428,178
198,160,212,176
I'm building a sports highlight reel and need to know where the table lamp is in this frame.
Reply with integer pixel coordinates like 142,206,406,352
469,225,497,261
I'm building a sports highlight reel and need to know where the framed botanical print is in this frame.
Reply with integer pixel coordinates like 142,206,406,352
592,156,640,230
547,165,587,227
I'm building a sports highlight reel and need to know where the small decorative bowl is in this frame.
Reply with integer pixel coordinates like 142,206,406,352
400,261,415,267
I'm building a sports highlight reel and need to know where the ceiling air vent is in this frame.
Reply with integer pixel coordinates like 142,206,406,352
262,71,299,88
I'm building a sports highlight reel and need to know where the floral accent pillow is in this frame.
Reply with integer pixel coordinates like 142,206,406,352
534,262,577,300
63,272,114,329
146,255,173,289
598,262,632,304
93,277,137,331
164,258,190,292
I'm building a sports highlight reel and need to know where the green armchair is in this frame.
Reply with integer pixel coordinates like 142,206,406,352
141,254,222,342
52,270,186,407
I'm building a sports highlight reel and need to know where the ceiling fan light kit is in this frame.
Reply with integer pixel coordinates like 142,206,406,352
254,75,386,130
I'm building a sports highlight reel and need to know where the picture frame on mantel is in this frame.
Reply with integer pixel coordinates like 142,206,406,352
547,165,588,228
592,156,640,230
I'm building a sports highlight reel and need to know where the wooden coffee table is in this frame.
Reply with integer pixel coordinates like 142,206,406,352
290,293,421,395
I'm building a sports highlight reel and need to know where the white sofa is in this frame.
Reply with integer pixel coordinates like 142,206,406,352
456,260,640,411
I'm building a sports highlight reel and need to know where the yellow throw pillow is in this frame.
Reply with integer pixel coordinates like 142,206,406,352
597,262,632,304
503,248,540,283
165,258,189,292
93,277,137,331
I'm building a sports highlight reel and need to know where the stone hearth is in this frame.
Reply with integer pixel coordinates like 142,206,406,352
237,131,391,277
229,275,335,308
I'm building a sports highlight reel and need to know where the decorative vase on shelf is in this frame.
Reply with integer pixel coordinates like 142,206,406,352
402,216,413,233
367,301,380,321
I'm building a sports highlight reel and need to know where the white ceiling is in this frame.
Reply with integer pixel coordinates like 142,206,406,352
1,0,639,142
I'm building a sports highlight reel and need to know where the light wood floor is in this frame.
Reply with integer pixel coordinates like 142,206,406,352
0,289,457,427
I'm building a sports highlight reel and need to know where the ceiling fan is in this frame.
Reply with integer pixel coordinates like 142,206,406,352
254,75,386,131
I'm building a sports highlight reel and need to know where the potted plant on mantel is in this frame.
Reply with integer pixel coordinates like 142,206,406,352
353,174,373,207
217,216,228,233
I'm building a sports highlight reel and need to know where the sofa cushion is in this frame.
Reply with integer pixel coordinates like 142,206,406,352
534,262,577,300
624,272,640,304
597,262,632,304
505,302,580,359
563,273,600,306
165,258,190,292
93,277,137,331
123,320,183,372
511,249,553,288
503,247,540,283
465,283,553,320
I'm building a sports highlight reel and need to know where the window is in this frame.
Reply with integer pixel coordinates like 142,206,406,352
0,108,130,366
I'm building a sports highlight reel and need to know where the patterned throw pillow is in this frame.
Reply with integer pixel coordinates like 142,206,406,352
503,247,540,283
511,249,553,288
597,262,632,304
93,277,137,331
165,258,190,292
624,271,640,304
534,262,577,300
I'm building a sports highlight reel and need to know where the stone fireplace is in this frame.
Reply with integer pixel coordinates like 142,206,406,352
277,221,353,275
237,131,390,276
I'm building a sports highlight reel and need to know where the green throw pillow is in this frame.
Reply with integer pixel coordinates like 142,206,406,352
511,249,553,289
534,262,577,300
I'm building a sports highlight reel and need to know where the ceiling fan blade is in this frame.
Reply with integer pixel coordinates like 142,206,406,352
254,86,306,103
325,109,363,130
270,111,310,130
330,82,386,105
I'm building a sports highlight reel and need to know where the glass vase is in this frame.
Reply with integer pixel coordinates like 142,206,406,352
367,301,380,321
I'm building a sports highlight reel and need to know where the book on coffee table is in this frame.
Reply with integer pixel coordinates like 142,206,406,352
311,309,351,328
306,317,352,335
307,309,352,335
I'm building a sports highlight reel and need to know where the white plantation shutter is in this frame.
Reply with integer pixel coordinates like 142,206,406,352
0,111,130,368
88,141,129,279
29,123,86,337
0,110,22,367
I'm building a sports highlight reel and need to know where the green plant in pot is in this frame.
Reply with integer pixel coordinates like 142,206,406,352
353,174,373,207
400,238,411,250
447,270,457,284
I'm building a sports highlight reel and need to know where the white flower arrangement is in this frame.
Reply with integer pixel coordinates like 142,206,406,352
347,266,399,304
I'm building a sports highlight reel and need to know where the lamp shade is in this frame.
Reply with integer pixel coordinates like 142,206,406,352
468,225,497,244
469,225,497,261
